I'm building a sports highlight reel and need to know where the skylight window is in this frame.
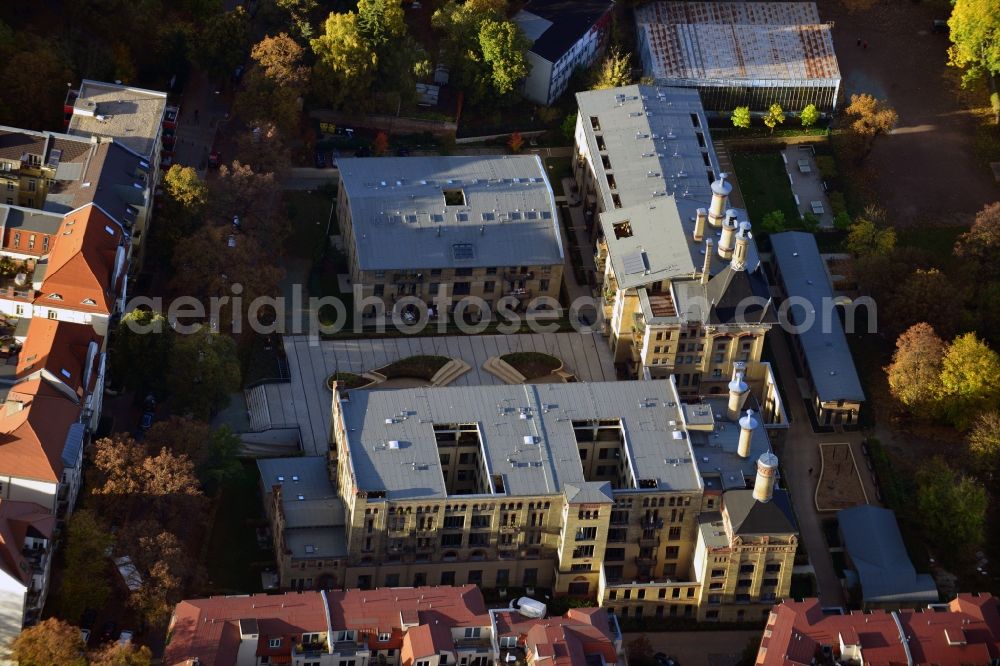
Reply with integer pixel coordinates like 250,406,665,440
443,189,466,206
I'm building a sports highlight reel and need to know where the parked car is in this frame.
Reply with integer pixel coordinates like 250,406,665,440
932,19,948,33
79,608,98,630
232,64,245,83
99,621,118,643
119,630,134,645
208,150,220,169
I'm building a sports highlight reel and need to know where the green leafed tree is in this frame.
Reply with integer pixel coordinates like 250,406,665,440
56,510,114,621
731,105,751,129
947,0,1000,85
916,459,988,552
276,0,318,39
193,7,251,83
968,411,1000,480
937,332,1000,429
561,112,578,142
592,48,632,90
167,327,241,420
800,103,820,127
759,210,786,234
762,103,785,133
356,0,406,51
310,12,378,108
163,164,208,212
111,310,173,393
885,322,946,414
478,19,530,96
846,207,896,257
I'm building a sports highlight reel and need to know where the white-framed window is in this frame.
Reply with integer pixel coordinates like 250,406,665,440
268,638,282,648
463,628,481,639
334,630,357,642
500,636,517,648
378,632,391,642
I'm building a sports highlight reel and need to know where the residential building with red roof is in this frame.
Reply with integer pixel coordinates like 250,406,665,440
0,498,55,663
491,605,623,666
165,585,491,666
755,595,1000,665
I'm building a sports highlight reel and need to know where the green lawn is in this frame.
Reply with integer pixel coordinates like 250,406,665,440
285,190,336,260
898,226,969,273
544,156,572,196
730,151,800,227
202,461,272,595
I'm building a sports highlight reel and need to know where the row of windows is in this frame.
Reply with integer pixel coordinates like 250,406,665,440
373,266,549,279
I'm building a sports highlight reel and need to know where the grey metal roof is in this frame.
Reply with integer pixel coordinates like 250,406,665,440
337,155,564,271
635,2,840,85
61,421,85,468
337,380,703,500
670,262,774,326
770,232,865,403
838,505,938,603
0,206,64,235
67,80,167,160
576,85,762,287
688,396,772,491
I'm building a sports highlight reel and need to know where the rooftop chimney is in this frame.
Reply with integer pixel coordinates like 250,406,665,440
731,221,752,271
708,174,732,228
700,239,714,285
738,409,758,458
726,361,749,420
753,452,779,503
693,208,708,242
718,210,739,260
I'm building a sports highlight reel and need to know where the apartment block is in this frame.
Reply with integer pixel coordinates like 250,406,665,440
573,86,777,398
164,585,623,666
327,378,796,622
63,79,173,270
514,0,613,106
336,156,564,320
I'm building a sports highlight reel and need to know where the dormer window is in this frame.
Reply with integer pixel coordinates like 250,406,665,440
268,638,281,648
48,293,63,300
82,298,97,305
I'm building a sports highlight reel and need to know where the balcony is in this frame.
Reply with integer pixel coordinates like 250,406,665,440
294,640,330,658
635,554,657,566
504,271,534,281
504,287,533,300
638,534,659,547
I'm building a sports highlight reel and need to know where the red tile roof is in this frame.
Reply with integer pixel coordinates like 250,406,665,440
36,205,125,315
15,318,103,399
164,592,330,666
494,607,619,666
757,596,1000,666
166,587,493,666
328,585,490,635
0,379,81,482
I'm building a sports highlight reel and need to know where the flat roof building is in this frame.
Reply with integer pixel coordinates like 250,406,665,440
336,156,564,316
65,80,168,161
635,2,841,112
573,86,778,401
770,231,864,426
328,378,796,620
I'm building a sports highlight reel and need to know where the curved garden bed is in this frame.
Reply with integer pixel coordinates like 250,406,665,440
500,352,562,380
377,355,450,381
327,372,371,390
